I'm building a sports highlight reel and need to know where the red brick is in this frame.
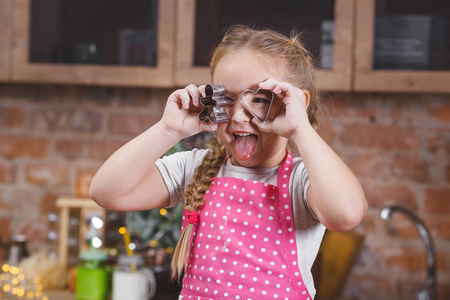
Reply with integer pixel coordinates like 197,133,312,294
425,188,450,214
0,217,10,237
341,152,385,178
0,135,48,158
396,279,427,300
156,89,172,108
17,218,48,244
427,129,450,153
385,248,426,272
75,171,96,198
343,273,395,299
436,251,447,272
324,96,348,118
0,217,9,260
363,183,417,209
340,123,419,150
376,244,446,273
108,112,161,136
316,119,334,146
0,160,16,183
326,95,379,121
437,282,450,300
30,107,102,133
55,139,85,159
40,193,60,215
427,216,450,239
25,163,70,187
359,210,379,234
0,107,26,128
391,154,431,182
86,139,125,160
0,187,36,212
428,103,450,122
118,88,157,107
447,164,450,182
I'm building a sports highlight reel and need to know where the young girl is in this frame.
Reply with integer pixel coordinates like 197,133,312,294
90,26,367,299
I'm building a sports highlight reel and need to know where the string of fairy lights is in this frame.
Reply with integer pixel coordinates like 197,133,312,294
0,263,48,300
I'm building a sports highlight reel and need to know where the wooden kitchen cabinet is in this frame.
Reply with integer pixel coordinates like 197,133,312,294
2,0,450,93
0,0,11,81
9,0,176,87
354,0,450,93
175,0,356,92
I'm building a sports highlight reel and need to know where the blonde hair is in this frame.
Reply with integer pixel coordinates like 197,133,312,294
171,25,321,280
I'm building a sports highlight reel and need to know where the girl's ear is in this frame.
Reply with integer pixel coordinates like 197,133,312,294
303,89,311,110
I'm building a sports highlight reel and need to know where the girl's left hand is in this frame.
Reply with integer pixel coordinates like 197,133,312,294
255,78,311,140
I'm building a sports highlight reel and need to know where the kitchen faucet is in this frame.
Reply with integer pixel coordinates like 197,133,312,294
380,205,437,300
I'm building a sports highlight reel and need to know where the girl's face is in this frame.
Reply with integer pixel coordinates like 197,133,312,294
213,49,288,168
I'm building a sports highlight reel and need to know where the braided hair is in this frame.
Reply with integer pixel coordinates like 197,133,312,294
171,137,227,279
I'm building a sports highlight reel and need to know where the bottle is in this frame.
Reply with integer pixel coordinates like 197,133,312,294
76,250,111,300
112,255,156,300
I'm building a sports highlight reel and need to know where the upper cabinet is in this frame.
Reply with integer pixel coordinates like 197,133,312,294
354,0,450,93
10,0,176,87
1,0,450,93
175,0,355,92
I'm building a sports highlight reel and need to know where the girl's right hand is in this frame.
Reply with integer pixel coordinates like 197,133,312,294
161,84,218,139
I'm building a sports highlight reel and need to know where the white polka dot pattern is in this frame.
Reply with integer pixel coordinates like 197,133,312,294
179,151,311,300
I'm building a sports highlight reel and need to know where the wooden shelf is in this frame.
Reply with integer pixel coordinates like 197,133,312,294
56,197,105,270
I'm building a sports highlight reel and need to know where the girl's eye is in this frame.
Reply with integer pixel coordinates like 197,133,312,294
225,97,234,104
252,97,270,103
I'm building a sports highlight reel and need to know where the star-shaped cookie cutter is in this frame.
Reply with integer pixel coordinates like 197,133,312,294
198,83,230,124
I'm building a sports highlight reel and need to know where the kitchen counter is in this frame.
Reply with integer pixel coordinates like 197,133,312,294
46,290,75,300
46,290,180,300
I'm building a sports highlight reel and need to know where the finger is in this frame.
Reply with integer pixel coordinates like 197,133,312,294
185,84,202,107
178,89,192,110
252,118,272,133
274,82,305,98
258,78,279,91
198,85,207,98
199,121,218,133
272,82,294,96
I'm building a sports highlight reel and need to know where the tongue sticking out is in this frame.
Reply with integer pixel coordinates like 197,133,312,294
235,135,257,161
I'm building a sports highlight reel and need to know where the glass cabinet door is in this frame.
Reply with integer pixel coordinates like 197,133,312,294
0,0,11,81
193,0,334,68
29,0,158,66
175,0,355,91
354,0,450,93
12,0,176,87
373,0,449,72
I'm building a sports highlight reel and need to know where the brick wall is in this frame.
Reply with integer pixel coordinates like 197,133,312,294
318,92,450,299
0,84,449,299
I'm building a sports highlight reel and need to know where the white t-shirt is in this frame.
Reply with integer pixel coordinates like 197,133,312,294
155,148,326,298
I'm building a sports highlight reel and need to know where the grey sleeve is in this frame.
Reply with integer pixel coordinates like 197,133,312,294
290,157,320,222
155,148,210,208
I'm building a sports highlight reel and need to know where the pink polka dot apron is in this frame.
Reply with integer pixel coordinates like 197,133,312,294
180,151,312,300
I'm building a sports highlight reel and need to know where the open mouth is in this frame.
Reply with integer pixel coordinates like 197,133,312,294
233,132,258,161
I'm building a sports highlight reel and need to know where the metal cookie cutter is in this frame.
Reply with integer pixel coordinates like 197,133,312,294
198,83,230,124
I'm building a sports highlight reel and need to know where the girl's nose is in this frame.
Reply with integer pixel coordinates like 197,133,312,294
230,106,251,123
